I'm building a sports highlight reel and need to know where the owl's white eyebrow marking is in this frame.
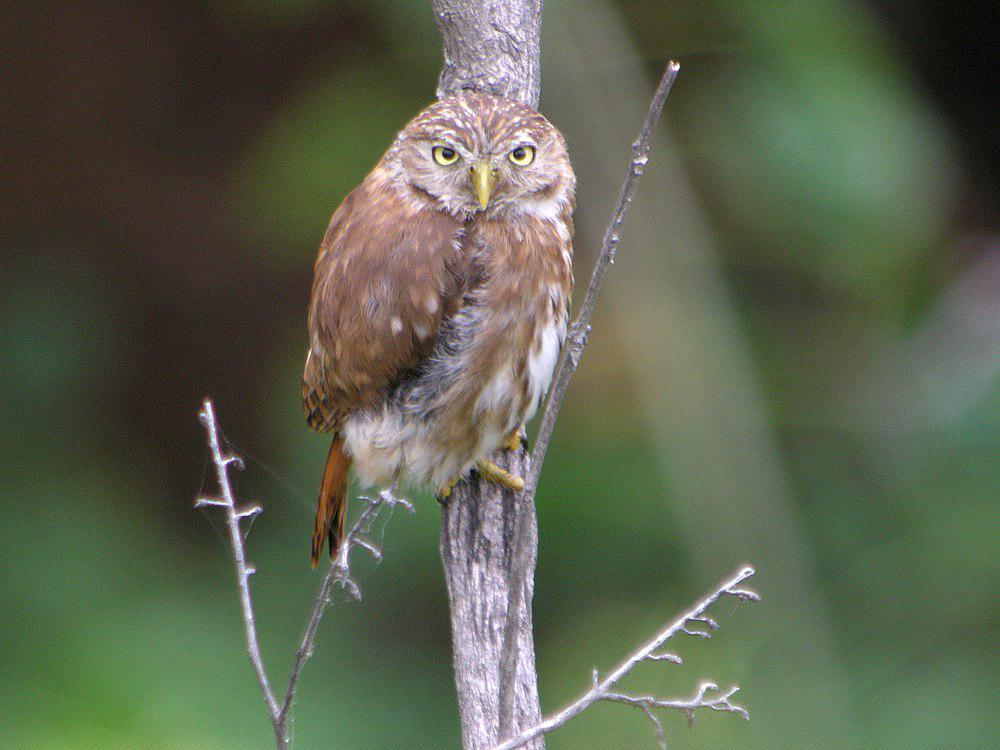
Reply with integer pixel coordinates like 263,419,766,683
390,316,404,335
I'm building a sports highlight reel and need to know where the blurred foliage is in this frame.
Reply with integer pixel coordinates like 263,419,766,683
2,0,996,748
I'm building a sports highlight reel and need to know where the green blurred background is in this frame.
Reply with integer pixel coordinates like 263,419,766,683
3,1,996,747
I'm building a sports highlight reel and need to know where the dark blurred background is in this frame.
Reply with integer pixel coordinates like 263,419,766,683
2,1,996,747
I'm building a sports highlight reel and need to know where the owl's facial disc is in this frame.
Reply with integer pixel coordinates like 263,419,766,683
392,93,571,216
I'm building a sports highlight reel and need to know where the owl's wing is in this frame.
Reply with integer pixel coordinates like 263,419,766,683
302,169,468,432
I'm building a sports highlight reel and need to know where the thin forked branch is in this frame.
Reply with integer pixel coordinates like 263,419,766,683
196,399,412,748
490,566,759,750
496,59,682,733
197,400,282,743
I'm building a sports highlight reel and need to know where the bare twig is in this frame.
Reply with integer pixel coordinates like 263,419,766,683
490,566,758,750
604,682,748,747
196,400,282,745
528,59,682,486
606,682,749,729
277,487,413,737
197,400,413,748
496,59,682,734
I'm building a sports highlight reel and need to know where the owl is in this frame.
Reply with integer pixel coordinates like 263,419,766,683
302,92,575,566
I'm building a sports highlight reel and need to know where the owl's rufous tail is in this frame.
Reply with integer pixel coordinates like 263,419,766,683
311,436,351,568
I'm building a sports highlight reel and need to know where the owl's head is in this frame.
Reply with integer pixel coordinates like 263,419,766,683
385,93,574,218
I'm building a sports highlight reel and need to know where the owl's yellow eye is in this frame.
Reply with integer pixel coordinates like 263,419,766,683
432,144,460,166
508,145,535,166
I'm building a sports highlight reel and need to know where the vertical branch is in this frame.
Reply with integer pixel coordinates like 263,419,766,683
431,3,684,748
430,2,546,746
439,447,543,749
433,0,543,107
196,400,284,746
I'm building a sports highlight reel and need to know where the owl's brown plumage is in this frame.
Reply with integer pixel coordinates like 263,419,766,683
303,93,575,565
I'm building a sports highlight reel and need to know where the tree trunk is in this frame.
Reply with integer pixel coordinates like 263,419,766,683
431,3,546,746
439,450,543,749
432,0,542,107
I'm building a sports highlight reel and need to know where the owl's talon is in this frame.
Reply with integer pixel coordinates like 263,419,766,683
436,474,461,503
503,428,525,452
476,459,525,493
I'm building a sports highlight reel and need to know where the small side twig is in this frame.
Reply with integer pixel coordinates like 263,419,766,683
496,59,682,733
278,487,413,737
197,399,413,748
605,682,748,744
610,681,749,727
490,566,758,750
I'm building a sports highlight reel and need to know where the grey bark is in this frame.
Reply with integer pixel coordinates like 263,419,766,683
432,0,543,107
430,4,546,746
439,449,543,749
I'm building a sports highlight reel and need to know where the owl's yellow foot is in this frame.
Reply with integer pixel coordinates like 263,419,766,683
436,474,462,504
476,459,525,493
437,458,525,501
503,427,525,452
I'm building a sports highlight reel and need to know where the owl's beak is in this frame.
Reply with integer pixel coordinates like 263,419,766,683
470,161,496,209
